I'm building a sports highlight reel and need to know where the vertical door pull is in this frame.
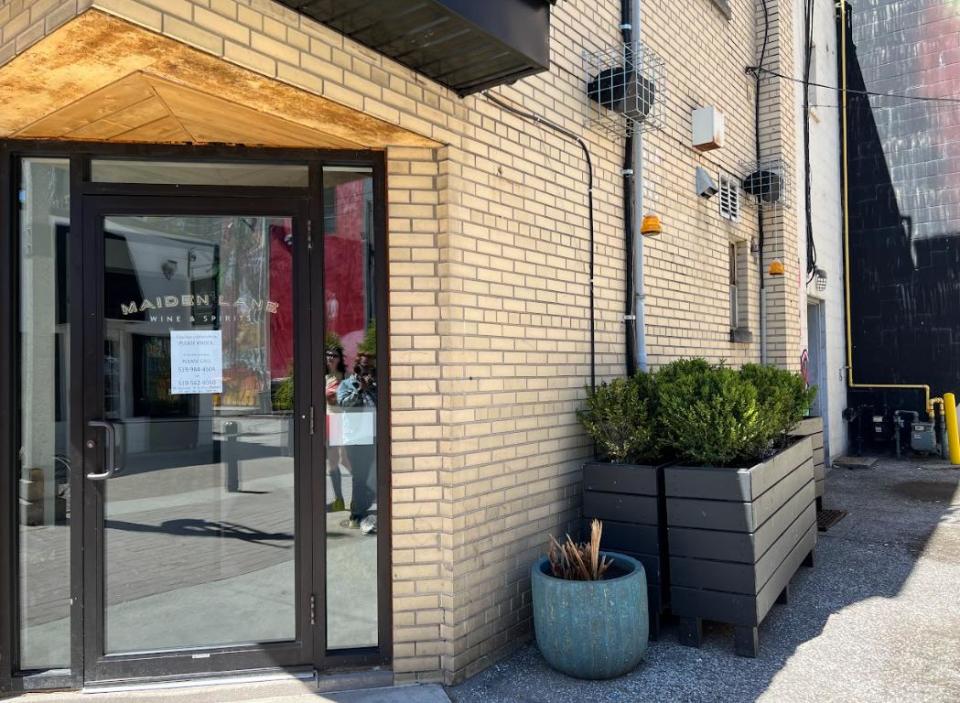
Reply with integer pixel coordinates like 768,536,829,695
86,420,118,480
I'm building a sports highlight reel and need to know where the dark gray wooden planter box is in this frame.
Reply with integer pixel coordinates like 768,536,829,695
664,437,817,657
791,417,826,509
582,462,668,639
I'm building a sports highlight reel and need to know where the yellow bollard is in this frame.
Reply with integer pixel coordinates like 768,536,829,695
944,393,960,466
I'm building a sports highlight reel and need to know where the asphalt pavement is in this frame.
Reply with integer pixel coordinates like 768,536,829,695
448,457,960,703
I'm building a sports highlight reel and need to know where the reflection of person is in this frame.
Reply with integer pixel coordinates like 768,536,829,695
337,324,377,533
325,335,348,513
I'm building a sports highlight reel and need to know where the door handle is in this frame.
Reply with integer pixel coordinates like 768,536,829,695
87,420,119,480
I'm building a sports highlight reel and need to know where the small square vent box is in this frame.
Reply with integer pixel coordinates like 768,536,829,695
692,106,725,152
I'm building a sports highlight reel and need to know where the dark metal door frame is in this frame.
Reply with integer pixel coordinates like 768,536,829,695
0,141,392,692
79,195,314,684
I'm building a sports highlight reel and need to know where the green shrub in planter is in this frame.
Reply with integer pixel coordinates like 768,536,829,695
659,359,818,656
657,361,768,467
577,372,659,463
741,363,817,444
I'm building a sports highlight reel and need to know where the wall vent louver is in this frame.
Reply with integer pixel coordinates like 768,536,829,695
719,174,741,222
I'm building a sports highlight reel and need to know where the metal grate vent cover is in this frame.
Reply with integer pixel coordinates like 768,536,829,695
583,41,666,136
740,159,790,210
719,173,741,222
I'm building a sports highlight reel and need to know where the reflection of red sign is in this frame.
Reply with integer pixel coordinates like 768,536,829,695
269,224,294,377
325,180,369,366
267,180,371,377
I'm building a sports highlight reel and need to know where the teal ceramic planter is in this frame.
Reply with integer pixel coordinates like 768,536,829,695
531,552,648,680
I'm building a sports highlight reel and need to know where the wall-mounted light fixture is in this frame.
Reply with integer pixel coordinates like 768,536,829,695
768,259,785,276
641,214,662,236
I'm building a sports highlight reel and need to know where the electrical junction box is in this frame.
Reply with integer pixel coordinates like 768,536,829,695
692,106,725,151
910,422,937,453
872,414,889,438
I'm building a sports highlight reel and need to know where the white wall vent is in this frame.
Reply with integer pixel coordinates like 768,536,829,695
719,174,741,222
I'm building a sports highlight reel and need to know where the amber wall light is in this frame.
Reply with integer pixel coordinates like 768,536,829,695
641,214,662,236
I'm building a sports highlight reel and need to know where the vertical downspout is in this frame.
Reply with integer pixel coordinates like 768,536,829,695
756,0,770,364
632,0,648,372
623,0,637,376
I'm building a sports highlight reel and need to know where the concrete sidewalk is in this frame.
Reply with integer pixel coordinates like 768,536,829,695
2,680,451,703
448,458,960,703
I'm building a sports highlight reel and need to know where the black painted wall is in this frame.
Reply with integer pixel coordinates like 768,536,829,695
843,1,960,414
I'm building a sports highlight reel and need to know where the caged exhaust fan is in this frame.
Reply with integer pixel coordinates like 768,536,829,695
587,67,657,122
742,169,785,204
583,41,665,136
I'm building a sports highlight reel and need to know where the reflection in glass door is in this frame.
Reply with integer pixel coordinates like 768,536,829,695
81,201,312,680
322,166,380,651
9,150,389,690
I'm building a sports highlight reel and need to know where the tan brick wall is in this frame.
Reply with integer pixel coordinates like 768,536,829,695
0,0,90,63
1,0,802,685
638,1,798,370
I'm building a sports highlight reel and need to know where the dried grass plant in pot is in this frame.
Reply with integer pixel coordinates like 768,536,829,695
531,521,648,680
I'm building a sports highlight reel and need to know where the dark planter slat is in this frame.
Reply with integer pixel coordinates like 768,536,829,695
666,457,812,532
669,500,816,593
671,524,816,627
751,458,813,528
598,520,661,552
582,462,668,636
791,418,823,438
667,524,755,563
747,440,813,500
668,476,816,562
665,439,817,656
664,438,811,502
665,495,754,532
670,585,758,626
790,418,826,509
663,465,753,502
584,492,658,523
583,462,658,495
752,524,817,625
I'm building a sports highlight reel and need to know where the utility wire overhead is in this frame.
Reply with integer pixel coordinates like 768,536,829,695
756,66,960,105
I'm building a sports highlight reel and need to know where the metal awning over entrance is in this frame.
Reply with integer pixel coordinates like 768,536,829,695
281,0,557,96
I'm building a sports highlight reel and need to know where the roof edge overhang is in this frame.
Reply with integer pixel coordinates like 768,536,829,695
0,10,439,150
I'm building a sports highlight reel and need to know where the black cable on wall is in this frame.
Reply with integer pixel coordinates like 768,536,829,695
754,0,771,361
481,91,598,391
803,0,818,283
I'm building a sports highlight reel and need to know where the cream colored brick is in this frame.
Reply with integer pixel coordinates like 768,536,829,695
277,61,322,93
237,4,261,30
144,0,192,21
194,6,247,43
223,39,274,75
162,13,222,54
250,30,298,65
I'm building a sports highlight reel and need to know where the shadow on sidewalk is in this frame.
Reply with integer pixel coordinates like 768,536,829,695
447,459,960,703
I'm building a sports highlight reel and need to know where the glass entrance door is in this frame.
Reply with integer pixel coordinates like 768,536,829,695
79,197,314,682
